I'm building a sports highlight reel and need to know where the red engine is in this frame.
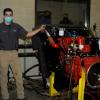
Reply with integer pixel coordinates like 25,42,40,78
45,28,100,99
57,36,100,88
65,56,100,88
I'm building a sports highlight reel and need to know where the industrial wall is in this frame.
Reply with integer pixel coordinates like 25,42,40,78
90,0,100,37
0,0,100,75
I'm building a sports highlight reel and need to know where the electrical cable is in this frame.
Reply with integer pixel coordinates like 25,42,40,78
23,64,40,80
23,63,50,98
68,58,73,100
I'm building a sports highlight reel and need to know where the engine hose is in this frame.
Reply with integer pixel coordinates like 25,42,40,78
68,61,73,100
23,64,50,98
23,64,39,81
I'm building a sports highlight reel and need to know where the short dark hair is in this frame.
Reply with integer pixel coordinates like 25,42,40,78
3,8,13,15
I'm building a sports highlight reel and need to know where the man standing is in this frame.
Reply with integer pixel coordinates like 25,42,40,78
0,8,45,100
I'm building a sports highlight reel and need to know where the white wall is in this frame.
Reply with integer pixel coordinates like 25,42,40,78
90,0,100,37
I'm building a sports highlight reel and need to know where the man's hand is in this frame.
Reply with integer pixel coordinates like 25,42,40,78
40,25,46,32
26,25,46,38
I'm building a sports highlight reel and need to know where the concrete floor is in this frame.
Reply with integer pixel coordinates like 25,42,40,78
0,88,48,100
0,79,71,100
1,79,99,100
0,79,49,100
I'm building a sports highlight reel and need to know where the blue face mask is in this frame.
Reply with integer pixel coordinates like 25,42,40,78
4,16,13,23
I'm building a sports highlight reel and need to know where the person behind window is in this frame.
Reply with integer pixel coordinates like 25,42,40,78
59,13,73,25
